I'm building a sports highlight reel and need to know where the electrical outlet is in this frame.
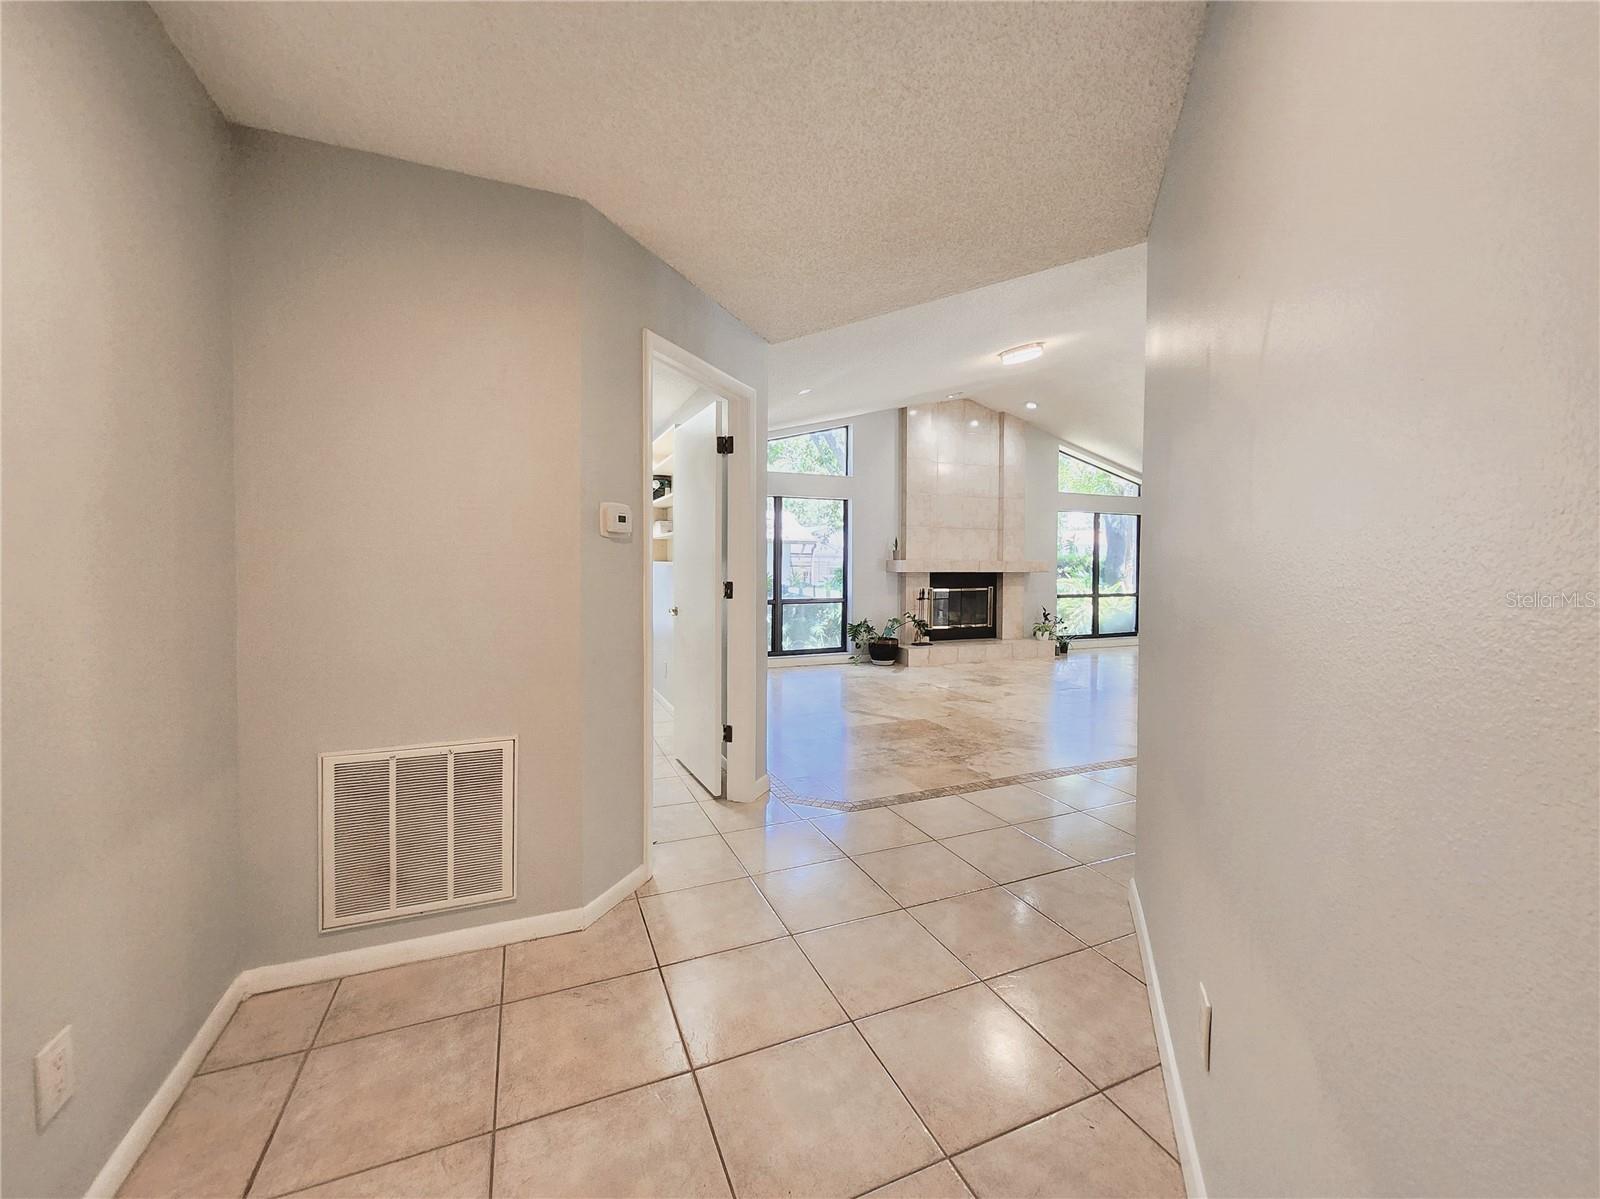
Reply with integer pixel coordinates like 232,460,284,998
1198,984,1213,1071
34,1026,74,1130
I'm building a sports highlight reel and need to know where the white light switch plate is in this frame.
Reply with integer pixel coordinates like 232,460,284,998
35,1025,74,1130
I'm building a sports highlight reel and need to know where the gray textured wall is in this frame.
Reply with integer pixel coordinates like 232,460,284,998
1139,4,1599,1194
1,5,240,1195
578,207,768,899
228,131,590,964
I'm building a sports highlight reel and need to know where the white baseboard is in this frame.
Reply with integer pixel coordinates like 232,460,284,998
767,652,852,668
87,860,651,1198
243,861,651,994
85,975,248,1198
1129,877,1207,1198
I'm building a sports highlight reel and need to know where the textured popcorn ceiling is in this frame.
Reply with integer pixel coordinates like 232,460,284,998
153,1,1204,341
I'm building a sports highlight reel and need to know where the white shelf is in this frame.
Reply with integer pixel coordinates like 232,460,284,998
652,494,674,509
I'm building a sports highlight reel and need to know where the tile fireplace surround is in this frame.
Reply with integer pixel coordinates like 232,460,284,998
895,398,1051,662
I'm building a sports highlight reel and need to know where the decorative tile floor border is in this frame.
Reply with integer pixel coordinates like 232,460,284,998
769,756,1138,813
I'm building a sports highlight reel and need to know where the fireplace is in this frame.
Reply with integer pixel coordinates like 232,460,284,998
920,572,999,641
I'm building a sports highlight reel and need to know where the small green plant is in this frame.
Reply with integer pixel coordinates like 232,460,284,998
884,611,932,644
1032,606,1059,639
846,618,879,663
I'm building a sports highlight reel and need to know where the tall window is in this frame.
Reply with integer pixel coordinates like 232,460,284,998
1059,449,1140,497
768,426,848,476
767,497,848,655
1057,512,1139,637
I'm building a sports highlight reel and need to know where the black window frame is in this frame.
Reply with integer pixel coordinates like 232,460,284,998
767,495,850,657
1058,449,1141,497
1056,511,1141,639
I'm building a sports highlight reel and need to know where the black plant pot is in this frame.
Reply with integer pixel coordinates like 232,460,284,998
867,638,900,665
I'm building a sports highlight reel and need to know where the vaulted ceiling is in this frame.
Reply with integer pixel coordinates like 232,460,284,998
154,1,1204,342
770,244,1147,472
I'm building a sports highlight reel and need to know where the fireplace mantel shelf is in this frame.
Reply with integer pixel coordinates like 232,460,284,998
886,559,1052,574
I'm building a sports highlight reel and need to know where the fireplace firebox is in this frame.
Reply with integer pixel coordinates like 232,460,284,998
920,572,999,641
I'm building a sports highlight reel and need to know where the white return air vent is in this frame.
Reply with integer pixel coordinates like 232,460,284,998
319,738,515,931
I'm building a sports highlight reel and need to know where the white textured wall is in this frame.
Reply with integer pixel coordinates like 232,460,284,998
767,407,902,635
1139,5,1599,1196
1,6,239,1195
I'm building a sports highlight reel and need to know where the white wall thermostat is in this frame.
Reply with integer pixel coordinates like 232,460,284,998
600,502,634,540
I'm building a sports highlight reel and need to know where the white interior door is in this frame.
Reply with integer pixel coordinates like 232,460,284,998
671,400,725,797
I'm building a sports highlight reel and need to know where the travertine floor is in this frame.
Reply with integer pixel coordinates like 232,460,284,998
121,745,1178,1199
765,648,1138,804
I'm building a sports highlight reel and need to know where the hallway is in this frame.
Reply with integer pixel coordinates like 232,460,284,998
6,4,1595,1196
122,761,1163,1198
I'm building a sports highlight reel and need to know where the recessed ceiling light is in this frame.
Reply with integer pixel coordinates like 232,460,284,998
998,342,1044,366
1025,401,1038,410
946,392,963,400
908,408,919,415
968,419,980,428
798,388,813,396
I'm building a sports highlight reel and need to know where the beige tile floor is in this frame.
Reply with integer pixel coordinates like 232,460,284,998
766,650,1138,804
122,751,1177,1198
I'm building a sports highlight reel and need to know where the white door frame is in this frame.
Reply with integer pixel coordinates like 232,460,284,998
640,333,766,860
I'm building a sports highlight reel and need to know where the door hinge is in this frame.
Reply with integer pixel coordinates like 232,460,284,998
723,580,734,599
723,724,734,743
716,435,733,455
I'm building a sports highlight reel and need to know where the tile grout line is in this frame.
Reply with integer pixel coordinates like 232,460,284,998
183,790,1153,1197
252,1131,492,1199
1102,1065,1185,1167
714,815,1166,1183
264,887,1160,1195
634,893,739,1199
860,829,1107,1169
242,976,340,1197
778,913,949,1195
799,810,1169,1191
849,1156,960,1199
219,887,1154,1191
487,945,506,1197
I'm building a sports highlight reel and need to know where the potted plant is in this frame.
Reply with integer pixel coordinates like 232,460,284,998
846,619,878,664
1032,607,1058,640
1033,607,1072,656
848,612,931,665
866,621,901,665
866,611,931,665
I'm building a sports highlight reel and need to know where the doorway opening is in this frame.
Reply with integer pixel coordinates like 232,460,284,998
640,333,764,863
648,375,727,800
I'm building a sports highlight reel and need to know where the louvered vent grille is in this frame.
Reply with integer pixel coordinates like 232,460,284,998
320,739,514,930
453,748,506,899
332,759,391,920
395,753,449,908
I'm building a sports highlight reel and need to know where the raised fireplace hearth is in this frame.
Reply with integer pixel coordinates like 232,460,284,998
921,572,998,641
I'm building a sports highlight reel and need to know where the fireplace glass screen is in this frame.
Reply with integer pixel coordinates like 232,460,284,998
928,586,994,630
